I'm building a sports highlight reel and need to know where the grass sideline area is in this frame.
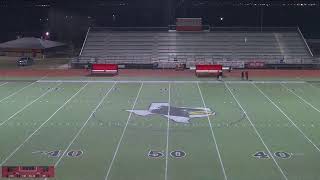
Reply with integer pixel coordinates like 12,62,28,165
0,78,320,180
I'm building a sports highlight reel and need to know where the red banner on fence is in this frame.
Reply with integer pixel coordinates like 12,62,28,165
176,18,202,31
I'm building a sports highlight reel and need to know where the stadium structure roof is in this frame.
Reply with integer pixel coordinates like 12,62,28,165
0,37,66,49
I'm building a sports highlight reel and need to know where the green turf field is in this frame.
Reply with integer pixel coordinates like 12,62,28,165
0,79,320,180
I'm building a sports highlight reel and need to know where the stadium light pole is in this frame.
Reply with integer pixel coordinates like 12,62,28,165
260,6,264,32
44,31,50,40
112,14,116,22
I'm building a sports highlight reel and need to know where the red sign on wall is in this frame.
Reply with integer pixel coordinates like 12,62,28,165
176,18,202,31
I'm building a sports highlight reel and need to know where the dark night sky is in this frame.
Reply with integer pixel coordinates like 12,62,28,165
0,0,320,44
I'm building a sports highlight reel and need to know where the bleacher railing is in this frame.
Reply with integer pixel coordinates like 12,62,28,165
210,27,298,32
89,26,298,33
297,26,314,57
79,27,91,56
76,56,156,64
90,27,169,32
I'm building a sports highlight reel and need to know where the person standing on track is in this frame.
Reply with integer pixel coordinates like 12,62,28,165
245,71,249,80
217,71,223,81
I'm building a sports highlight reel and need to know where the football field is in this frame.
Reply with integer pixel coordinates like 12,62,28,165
1,78,320,180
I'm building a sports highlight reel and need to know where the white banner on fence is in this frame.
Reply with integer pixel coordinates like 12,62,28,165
216,61,245,68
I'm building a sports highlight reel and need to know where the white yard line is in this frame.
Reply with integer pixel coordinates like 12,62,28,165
165,83,171,180
0,83,62,127
0,82,8,87
253,83,320,153
104,83,144,180
224,82,288,180
0,76,47,103
197,83,228,180
53,82,117,167
0,82,38,103
0,83,89,166
37,80,306,84
281,83,320,114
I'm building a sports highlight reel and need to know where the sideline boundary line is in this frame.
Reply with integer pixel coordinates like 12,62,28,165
0,83,89,166
296,77,320,89
306,81,319,89
37,80,306,84
0,83,62,128
197,83,228,180
281,83,320,114
224,82,288,180
164,83,171,180
104,83,144,180
53,82,117,167
0,76,46,104
253,83,320,153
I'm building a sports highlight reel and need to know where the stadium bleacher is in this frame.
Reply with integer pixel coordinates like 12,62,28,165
74,27,315,68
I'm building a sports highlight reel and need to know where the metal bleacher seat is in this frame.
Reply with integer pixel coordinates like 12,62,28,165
75,27,314,67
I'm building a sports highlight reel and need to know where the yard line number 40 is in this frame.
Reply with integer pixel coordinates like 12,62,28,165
253,151,291,159
32,150,83,158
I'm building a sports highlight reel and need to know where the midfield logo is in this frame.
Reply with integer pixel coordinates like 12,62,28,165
127,103,215,123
